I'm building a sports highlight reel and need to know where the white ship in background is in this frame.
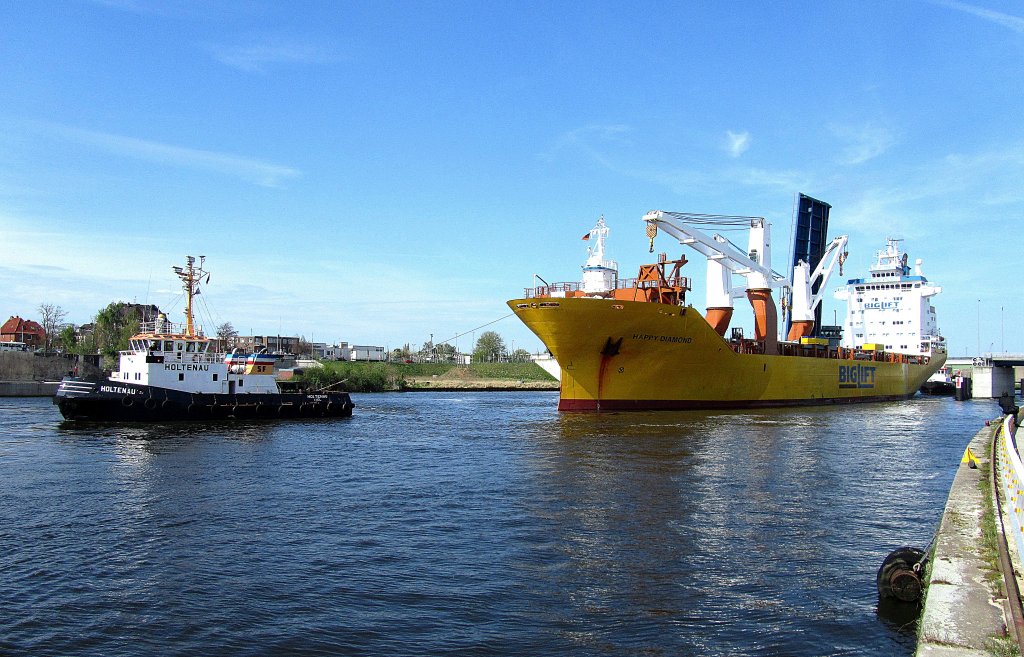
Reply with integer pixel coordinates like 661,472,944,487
834,238,943,356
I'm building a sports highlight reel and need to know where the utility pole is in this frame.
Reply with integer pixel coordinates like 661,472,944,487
977,299,981,356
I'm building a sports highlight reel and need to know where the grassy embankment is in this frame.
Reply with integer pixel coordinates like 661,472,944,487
295,361,558,393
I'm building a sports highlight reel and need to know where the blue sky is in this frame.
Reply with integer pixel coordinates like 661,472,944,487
1,0,1022,357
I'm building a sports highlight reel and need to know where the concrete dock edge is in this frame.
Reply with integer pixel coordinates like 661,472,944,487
0,381,60,397
916,421,1010,656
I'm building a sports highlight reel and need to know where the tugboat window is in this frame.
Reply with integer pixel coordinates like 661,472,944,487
178,373,184,381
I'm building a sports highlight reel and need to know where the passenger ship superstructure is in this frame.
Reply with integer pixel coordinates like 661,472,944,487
509,210,946,411
54,256,354,421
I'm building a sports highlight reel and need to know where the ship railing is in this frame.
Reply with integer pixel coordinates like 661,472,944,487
523,282,582,298
620,275,691,290
136,319,206,337
522,275,692,299
730,339,767,356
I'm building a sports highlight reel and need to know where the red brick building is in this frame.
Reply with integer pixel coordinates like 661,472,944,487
1,316,46,349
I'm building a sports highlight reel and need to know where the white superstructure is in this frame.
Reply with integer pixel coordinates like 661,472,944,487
110,320,280,394
579,217,618,296
834,238,944,356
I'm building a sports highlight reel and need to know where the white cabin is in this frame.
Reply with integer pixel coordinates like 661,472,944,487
834,238,943,356
110,316,282,395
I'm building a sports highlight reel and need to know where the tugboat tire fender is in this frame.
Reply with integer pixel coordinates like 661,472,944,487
145,397,158,410
122,396,134,408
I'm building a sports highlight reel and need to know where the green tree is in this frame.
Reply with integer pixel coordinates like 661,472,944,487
473,331,505,362
73,328,98,357
94,302,141,365
435,343,457,362
56,324,78,352
509,348,531,363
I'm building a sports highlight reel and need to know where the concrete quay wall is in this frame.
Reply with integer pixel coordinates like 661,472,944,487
0,381,60,397
916,418,1018,656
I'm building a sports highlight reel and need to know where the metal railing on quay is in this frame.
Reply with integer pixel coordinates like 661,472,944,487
994,411,1024,644
997,413,1024,564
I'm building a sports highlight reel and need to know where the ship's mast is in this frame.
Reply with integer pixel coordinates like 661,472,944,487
172,255,208,337
586,217,609,261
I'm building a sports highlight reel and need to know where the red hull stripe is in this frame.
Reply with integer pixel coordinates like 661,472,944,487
557,394,914,412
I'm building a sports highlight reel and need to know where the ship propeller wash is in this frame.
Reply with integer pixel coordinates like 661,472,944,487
509,204,945,411
54,256,354,422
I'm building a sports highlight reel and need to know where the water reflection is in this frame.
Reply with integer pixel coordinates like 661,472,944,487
0,393,1004,657
515,400,988,655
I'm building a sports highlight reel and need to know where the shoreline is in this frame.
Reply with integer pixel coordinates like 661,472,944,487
402,378,559,392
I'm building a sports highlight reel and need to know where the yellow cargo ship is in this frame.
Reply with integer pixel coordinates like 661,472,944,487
509,212,946,411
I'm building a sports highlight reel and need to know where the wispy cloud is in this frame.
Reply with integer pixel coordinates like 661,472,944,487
933,1,1024,33
546,123,813,197
725,130,751,157
829,123,897,165
208,38,339,73
45,124,300,187
542,123,633,167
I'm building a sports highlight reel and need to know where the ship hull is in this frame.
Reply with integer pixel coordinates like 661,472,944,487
53,378,354,422
509,297,946,411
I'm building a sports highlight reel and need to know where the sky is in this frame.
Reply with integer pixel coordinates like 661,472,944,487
1,0,1022,357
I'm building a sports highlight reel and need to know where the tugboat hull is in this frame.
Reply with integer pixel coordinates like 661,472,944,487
53,378,354,422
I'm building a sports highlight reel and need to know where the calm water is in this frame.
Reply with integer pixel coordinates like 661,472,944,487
0,392,1000,656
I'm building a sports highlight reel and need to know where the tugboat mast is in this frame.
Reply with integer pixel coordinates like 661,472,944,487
172,255,209,338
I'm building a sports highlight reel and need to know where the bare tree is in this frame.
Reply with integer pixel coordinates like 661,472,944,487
294,336,312,357
37,303,68,353
216,322,239,350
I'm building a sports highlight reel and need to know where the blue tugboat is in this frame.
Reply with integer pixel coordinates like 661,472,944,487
54,256,354,422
